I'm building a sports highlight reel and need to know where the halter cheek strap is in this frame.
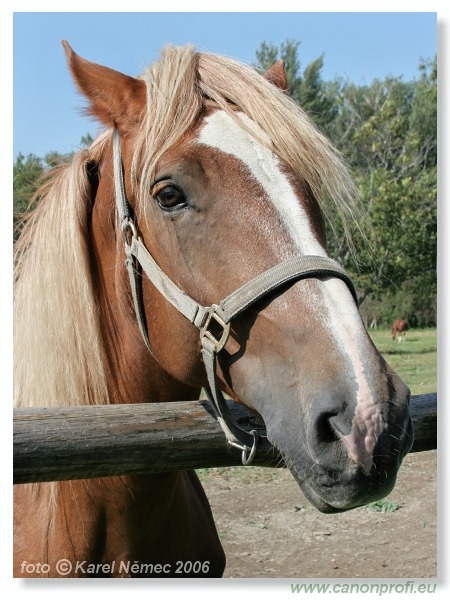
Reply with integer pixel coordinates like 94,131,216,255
112,129,358,465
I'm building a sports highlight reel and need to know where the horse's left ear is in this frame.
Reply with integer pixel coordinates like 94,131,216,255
62,40,146,134
264,60,289,92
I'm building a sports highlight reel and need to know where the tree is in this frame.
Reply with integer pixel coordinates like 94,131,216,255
13,150,71,241
329,67,437,325
13,153,44,240
13,153,43,213
255,39,437,326
13,136,92,240
255,40,337,132
80,132,94,148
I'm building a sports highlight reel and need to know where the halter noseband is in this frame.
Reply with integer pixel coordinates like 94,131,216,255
112,129,357,465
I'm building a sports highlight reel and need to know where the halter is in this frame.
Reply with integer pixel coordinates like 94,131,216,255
112,129,358,465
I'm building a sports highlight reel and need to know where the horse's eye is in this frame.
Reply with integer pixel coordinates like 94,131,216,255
153,184,187,212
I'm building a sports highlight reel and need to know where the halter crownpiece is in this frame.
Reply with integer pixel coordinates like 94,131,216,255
112,129,358,465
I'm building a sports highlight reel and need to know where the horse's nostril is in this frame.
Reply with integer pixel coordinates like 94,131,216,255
314,411,374,474
316,413,342,444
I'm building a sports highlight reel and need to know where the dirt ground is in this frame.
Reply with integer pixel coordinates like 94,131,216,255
199,449,437,579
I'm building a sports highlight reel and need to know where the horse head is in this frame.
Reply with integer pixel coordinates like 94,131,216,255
63,42,413,513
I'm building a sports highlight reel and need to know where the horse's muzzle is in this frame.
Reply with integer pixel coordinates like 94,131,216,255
273,387,414,513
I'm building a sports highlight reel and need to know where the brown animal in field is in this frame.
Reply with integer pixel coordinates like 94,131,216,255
392,319,409,342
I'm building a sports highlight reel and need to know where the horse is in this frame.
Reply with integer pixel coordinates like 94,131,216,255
13,41,413,578
392,319,409,342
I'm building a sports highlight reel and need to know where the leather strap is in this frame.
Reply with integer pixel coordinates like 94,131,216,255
112,129,358,464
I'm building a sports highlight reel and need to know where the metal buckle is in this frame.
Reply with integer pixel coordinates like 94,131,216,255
122,218,138,251
200,305,231,352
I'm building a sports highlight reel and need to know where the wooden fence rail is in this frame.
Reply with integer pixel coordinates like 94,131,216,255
13,393,437,484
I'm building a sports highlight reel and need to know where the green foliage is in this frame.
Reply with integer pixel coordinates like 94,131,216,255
255,40,436,327
80,133,94,147
13,153,45,240
13,141,83,241
255,39,337,131
13,153,44,215
353,168,436,302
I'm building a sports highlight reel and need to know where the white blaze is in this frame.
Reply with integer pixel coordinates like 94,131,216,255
198,111,325,257
198,110,385,473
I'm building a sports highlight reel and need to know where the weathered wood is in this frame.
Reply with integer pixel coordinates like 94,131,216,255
407,393,437,452
13,393,436,484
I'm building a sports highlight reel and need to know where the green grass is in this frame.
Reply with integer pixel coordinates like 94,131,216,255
366,499,401,513
368,328,437,395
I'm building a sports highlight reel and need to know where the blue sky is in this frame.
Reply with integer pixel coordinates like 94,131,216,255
11,10,437,159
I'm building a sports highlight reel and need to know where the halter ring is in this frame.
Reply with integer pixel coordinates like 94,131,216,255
229,430,258,466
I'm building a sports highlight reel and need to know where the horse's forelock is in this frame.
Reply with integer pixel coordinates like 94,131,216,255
131,45,360,251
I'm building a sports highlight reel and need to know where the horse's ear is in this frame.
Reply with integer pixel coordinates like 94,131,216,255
264,60,289,92
62,40,146,134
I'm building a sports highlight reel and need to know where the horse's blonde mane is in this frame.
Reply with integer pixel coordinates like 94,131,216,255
14,142,110,408
14,45,358,410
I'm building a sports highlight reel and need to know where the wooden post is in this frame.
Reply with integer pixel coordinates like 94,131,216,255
13,393,436,484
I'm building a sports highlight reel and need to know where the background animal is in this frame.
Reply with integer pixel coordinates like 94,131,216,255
392,319,409,342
